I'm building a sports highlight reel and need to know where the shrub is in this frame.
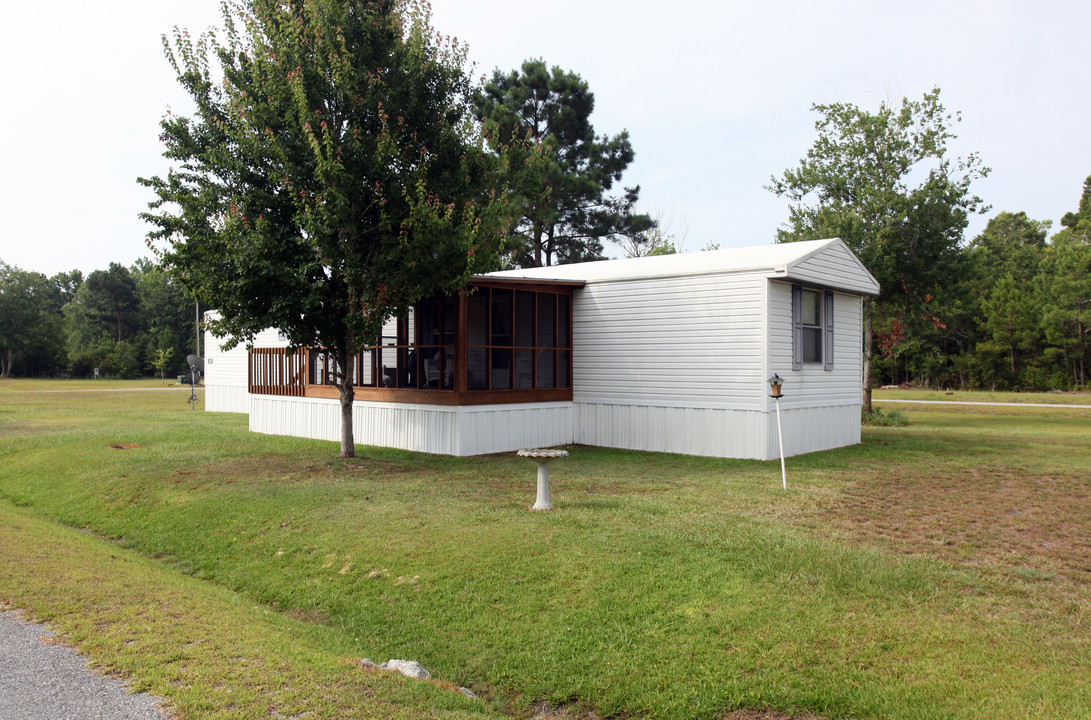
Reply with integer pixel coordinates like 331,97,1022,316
862,406,909,426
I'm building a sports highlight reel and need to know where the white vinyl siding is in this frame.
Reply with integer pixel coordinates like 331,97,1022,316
785,241,879,295
572,272,767,408
770,281,863,407
204,323,286,413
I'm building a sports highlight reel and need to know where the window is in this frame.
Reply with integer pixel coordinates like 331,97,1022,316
800,289,822,364
792,285,834,371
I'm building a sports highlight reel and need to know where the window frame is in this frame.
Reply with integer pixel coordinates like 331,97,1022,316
791,284,835,371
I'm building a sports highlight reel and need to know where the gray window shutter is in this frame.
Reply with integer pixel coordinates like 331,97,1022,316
791,285,803,371
824,290,835,371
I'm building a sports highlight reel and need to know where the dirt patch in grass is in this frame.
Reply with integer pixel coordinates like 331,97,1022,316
168,455,414,488
820,467,1091,584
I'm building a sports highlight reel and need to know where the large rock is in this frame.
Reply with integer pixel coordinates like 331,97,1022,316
380,659,430,679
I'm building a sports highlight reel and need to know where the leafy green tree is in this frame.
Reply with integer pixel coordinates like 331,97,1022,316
50,269,83,306
1037,179,1091,388
474,59,654,267
70,263,141,343
1033,176,1091,388
132,258,196,376
0,262,66,377
140,0,508,457
63,263,142,376
1038,239,1090,387
767,88,989,408
969,211,1049,285
1059,175,1091,243
955,211,1051,389
151,346,175,383
982,273,1041,380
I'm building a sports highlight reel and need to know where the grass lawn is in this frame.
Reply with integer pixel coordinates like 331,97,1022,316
873,386,1091,406
1,379,1089,719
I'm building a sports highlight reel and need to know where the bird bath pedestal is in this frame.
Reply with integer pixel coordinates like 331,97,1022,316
517,448,569,511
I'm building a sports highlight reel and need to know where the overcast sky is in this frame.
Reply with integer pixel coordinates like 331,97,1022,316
1,0,1088,277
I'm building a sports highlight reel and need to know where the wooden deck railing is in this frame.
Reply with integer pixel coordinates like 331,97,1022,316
249,347,306,396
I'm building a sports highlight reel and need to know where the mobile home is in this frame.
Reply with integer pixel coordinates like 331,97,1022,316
204,238,878,459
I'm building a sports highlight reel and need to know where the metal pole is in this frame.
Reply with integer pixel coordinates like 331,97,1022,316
195,301,200,358
775,396,786,490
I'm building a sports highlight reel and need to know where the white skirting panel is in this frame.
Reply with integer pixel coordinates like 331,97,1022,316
764,403,861,460
458,403,574,456
573,403,769,460
205,384,250,414
248,396,573,456
574,401,862,460
247,395,860,459
352,401,459,455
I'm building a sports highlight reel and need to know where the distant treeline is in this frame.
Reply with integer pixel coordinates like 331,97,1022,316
0,258,200,380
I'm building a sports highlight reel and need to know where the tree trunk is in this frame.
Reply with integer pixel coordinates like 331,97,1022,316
863,296,873,413
1078,309,1086,387
2,348,12,377
532,219,543,267
545,224,555,266
1008,323,1016,375
337,344,356,459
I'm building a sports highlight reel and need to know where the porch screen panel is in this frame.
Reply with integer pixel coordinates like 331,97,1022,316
559,295,571,388
464,285,573,395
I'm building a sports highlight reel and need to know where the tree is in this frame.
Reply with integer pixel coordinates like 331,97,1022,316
474,59,654,267
954,212,1051,389
1037,177,1091,387
0,262,66,377
969,211,1049,285
132,258,197,377
1059,175,1091,243
151,346,175,383
50,269,83,307
140,0,507,457
63,263,143,376
1039,236,1090,387
767,88,989,409
615,209,690,258
77,263,141,343
981,273,1041,379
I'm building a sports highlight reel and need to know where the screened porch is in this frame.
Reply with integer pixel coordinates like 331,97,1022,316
247,278,581,406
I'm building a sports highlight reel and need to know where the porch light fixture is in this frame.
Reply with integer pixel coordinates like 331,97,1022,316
768,373,784,399
768,373,787,490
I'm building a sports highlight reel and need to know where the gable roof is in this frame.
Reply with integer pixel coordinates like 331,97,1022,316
482,238,879,295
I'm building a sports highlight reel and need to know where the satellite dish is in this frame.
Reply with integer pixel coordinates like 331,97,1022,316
186,354,204,372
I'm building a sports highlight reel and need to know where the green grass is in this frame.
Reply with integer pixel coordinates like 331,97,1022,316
0,504,493,720
0,376,195,390
873,386,1091,405
1,381,1089,719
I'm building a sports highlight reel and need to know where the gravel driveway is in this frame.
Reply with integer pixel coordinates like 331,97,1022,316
0,610,168,720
